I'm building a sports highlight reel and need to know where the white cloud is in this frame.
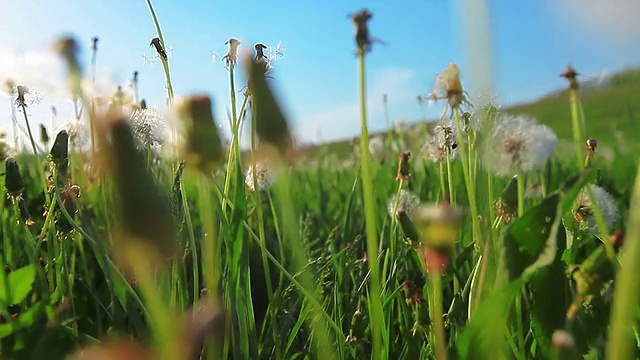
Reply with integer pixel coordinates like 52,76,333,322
295,67,418,144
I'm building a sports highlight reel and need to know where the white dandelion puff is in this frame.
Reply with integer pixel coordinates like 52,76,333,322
387,189,420,217
573,184,619,233
483,114,558,176
422,139,457,163
59,119,90,150
368,137,384,156
129,108,167,148
245,162,275,191
393,118,410,134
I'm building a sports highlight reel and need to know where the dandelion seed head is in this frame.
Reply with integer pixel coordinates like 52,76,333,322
483,115,558,176
422,139,456,163
245,162,275,191
573,184,619,233
129,108,167,148
387,189,420,217
59,119,89,150
368,137,384,155
393,118,410,134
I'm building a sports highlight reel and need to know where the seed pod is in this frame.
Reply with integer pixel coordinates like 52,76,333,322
4,158,24,196
175,95,223,171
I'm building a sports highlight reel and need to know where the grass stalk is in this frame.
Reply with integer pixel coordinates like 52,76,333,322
356,47,384,360
606,165,640,359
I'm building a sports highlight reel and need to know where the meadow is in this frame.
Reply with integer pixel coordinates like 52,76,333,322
1,5,640,360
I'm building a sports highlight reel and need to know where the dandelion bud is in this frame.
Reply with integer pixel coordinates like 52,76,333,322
106,118,177,267
245,54,295,160
40,124,50,145
395,151,411,182
435,63,464,108
174,95,223,171
412,201,464,273
91,36,99,51
560,64,579,90
350,9,373,53
254,43,267,61
53,36,83,97
50,130,69,167
4,158,24,197
586,138,597,153
53,36,80,70
149,37,167,60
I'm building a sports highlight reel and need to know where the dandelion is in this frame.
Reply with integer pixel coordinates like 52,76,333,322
368,136,384,155
245,162,275,191
573,184,619,233
422,139,457,163
129,108,167,148
223,38,241,67
430,62,472,110
483,114,558,176
393,118,410,134
60,119,90,150
387,189,419,217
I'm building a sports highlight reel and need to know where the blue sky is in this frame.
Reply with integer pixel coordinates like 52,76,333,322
1,0,640,147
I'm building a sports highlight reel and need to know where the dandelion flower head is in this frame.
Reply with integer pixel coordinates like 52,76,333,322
573,184,619,233
245,162,275,191
483,114,557,176
387,189,420,217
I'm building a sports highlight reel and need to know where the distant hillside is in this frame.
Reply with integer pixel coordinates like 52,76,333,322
507,67,640,144
297,67,640,158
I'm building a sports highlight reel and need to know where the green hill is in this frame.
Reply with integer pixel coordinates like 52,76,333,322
507,67,640,144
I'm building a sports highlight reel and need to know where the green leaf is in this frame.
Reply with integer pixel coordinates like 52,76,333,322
0,301,49,338
0,265,36,305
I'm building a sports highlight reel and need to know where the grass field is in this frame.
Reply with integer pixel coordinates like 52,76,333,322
1,5,640,360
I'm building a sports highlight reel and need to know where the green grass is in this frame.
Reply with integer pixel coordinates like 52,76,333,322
1,7,640,360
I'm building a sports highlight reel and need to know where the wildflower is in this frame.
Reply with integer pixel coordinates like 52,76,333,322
431,62,471,109
573,184,619,233
434,122,458,149
413,201,464,273
245,162,275,191
393,118,410,134
387,189,420,217
422,139,455,163
368,136,384,155
60,120,90,150
395,151,411,182
10,84,43,108
350,9,374,52
483,114,558,176
223,38,241,67
129,108,166,148
560,64,579,90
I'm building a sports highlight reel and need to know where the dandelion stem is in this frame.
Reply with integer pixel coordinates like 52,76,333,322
445,147,455,204
250,92,281,359
454,107,481,247
357,47,384,360
568,89,583,171
439,162,446,201
517,172,525,217
145,0,174,101
430,270,447,360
